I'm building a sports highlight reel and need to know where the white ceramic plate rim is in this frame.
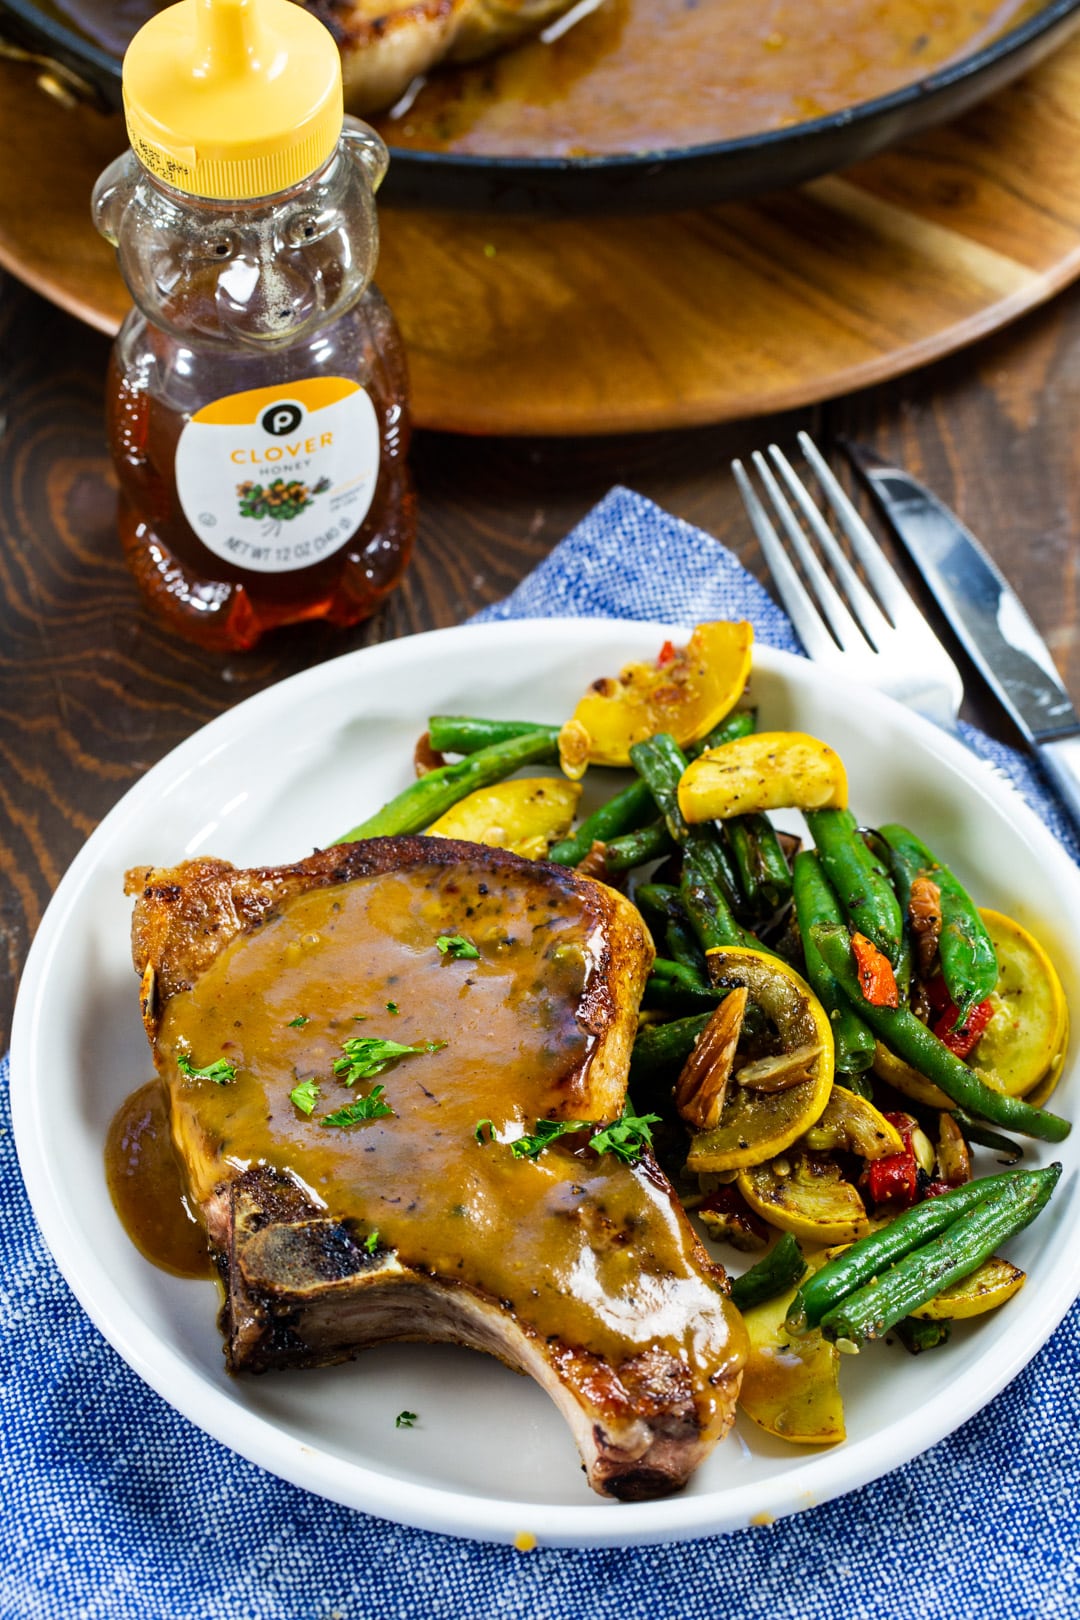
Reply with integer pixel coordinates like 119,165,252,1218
11,617,1080,1549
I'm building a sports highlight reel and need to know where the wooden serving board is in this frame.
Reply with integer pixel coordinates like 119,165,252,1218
2,39,1080,435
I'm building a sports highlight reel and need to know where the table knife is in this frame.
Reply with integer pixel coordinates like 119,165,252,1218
845,442,1080,830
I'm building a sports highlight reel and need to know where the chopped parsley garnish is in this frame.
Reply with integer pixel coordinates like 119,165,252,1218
333,1036,445,1086
287,1015,309,1029
474,1118,495,1145
176,1051,236,1086
364,1229,380,1254
386,1001,399,1015
510,1107,662,1164
395,1410,418,1429
589,1106,662,1164
353,1014,368,1022
436,934,480,960
289,1078,320,1116
511,1118,590,1160
321,1086,395,1128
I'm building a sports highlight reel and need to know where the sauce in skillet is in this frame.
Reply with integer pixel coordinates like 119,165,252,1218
47,0,1042,156
123,858,744,1429
380,0,1043,157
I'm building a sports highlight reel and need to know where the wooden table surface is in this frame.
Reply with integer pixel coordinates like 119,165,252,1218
2,266,1079,1046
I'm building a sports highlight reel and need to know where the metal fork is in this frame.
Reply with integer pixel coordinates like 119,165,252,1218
732,431,964,737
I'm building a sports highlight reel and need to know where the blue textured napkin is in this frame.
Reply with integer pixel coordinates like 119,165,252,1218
5,486,1080,1620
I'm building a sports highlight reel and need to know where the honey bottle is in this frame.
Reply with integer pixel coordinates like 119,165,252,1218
93,0,414,651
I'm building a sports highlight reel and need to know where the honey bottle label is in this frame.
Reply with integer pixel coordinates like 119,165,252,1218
175,378,380,573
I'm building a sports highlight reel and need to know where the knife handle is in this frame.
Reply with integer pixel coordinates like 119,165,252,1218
1036,735,1080,835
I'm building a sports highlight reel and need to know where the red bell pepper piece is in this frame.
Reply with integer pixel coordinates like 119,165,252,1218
932,996,995,1060
884,1111,917,1144
851,931,899,1008
656,639,677,667
864,1152,919,1209
865,1112,921,1208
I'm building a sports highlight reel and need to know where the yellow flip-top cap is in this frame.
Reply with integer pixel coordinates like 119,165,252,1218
123,0,343,200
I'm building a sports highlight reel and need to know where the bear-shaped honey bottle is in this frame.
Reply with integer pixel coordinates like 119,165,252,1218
93,0,414,651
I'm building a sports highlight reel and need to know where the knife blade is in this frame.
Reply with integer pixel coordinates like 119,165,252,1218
845,442,1080,830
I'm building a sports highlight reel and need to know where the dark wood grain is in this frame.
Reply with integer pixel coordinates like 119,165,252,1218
3,268,1079,1045
4,40,1080,434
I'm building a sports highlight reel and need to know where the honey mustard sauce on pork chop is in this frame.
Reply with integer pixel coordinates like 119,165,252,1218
126,836,747,1499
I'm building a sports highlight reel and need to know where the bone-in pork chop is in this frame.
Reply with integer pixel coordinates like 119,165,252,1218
126,835,747,1499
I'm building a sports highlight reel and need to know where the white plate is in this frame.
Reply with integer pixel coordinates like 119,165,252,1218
12,617,1080,1549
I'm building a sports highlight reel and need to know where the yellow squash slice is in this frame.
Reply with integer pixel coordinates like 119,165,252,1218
738,1155,870,1246
1024,1033,1070,1110
738,1279,845,1445
911,1255,1025,1320
426,777,581,860
800,1086,906,1160
871,1042,954,1110
969,909,1069,1099
686,949,834,1173
557,621,753,773
678,732,847,823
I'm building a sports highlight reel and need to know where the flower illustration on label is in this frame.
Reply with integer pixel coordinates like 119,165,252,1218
236,475,332,533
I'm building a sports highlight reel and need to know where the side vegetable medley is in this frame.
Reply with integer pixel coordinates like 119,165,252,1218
337,622,1071,1446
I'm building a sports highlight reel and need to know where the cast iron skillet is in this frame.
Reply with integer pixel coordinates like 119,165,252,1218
3,0,1080,213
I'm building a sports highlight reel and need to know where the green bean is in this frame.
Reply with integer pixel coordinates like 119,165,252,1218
644,960,726,1014
633,883,683,932
633,732,746,875
604,819,676,872
573,718,758,873
547,778,655,867
805,808,904,965
880,824,998,1022
681,841,759,953
729,1234,807,1312
335,731,559,842
893,930,914,1001
700,711,757,749
894,1316,952,1355
621,716,757,855
727,814,794,916
818,1165,1060,1345
811,923,1070,1141
786,1165,1057,1334
629,733,694,843
629,732,745,914
792,851,876,1076
427,716,560,754
628,1012,712,1090
862,828,914,995
665,915,708,977
952,1110,1023,1166
634,885,708,975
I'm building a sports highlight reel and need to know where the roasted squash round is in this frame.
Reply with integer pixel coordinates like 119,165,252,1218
685,948,834,1173
558,620,753,773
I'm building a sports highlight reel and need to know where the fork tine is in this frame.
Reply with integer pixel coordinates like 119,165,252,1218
766,444,893,649
748,452,868,656
730,459,840,663
795,431,931,636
